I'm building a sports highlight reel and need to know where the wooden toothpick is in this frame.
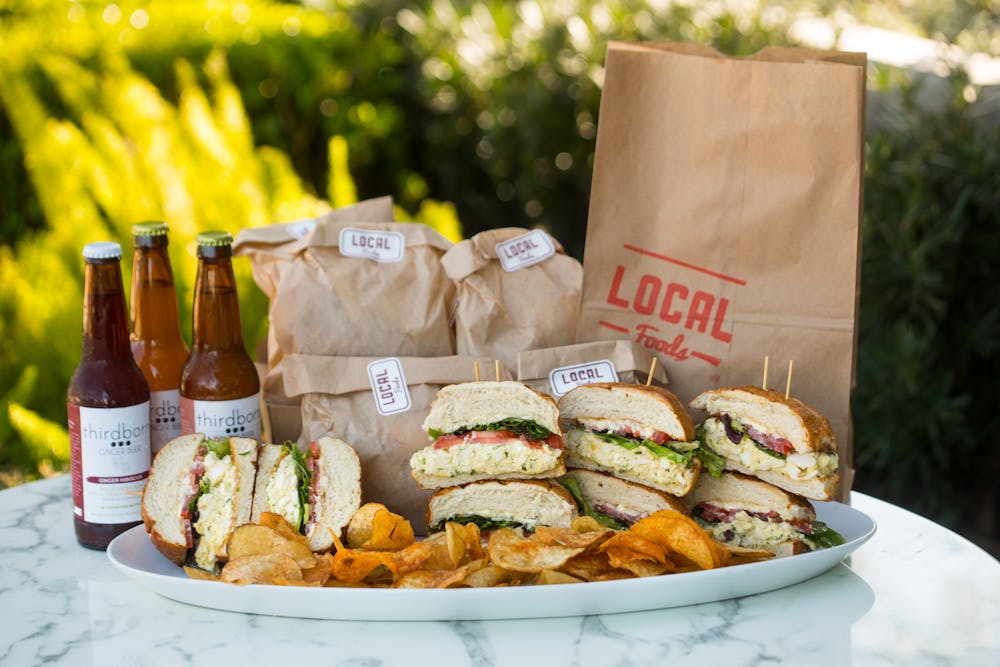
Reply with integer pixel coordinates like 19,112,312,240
495,359,501,382
762,355,770,391
646,357,657,387
785,360,795,399
474,361,481,382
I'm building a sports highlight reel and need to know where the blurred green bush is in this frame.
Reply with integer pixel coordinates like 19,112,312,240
0,1,997,546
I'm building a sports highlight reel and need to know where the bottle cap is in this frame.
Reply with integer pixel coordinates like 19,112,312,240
82,242,122,260
132,221,169,237
196,231,233,247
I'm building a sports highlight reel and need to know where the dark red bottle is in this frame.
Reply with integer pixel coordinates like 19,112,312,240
68,242,151,550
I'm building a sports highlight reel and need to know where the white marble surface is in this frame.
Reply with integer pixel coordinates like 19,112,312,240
1,476,997,666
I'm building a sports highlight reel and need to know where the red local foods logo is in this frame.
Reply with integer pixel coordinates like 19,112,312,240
600,245,746,366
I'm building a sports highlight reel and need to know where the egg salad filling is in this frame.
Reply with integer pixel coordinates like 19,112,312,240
411,440,562,479
266,454,302,529
192,443,237,571
695,510,805,548
698,418,838,481
565,428,696,495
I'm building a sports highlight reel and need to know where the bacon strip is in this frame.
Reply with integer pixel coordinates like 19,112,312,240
180,448,207,549
719,414,795,455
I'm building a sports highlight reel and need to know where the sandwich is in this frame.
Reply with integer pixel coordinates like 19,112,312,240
251,437,362,552
557,383,717,497
558,468,685,530
689,386,839,500
142,434,258,570
410,381,565,489
684,471,845,555
426,480,578,532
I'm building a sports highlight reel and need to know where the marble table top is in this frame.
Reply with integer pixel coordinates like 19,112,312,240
1,476,997,666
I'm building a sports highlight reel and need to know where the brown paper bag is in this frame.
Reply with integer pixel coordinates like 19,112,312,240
442,228,582,369
282,354,513,533
517,340,669,398
233,198,455,442
577,42,865,501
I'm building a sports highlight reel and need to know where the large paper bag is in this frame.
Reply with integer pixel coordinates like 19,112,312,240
282,354,512,533
443,227,583,369
234,197,397,441
577,43,865,500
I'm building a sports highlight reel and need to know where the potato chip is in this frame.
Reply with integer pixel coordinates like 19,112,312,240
221,553,303,586
569,516,607,534
395,535,452,572
462,565,522,588
629,511,720,570
393,560,486,589
721,544,773,565
487,529,586,573
445,521,484,567
559,552,634,582
618,560,674,578
534,526,614,549
536,570,583,585
302,553,334,586
362,509,415,551
346,503,388,549
259,512,310,546
330,547,398,583
183,566,220,581
227,524,317,569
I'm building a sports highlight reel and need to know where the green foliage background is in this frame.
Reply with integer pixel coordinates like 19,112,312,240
1,1,997,546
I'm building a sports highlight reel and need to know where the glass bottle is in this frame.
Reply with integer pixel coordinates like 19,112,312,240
68,241,151,550
130,222,189,455
180,231,261,440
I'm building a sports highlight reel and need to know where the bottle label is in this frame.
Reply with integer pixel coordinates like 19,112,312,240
149,389,182,454
495,230,556,272
367,358,412,416
548,360,619,398
339,228,405,263
68,402,151,524
180,393,262,440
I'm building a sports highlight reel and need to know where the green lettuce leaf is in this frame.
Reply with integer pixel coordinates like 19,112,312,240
556,476,629,531
693,445,727,478
807,520,846,549
429,418,552,440
205,437,230,459
593,431,694,466
281,441,312,532
435,515,526,532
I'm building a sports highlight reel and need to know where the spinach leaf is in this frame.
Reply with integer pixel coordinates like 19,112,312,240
436,515,526,532
807,521,846,549
281,441,312,532
429,419,552,440
593,432,694,466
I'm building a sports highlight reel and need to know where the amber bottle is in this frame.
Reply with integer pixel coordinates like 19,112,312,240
180,231,261,440
68,242,151,550
130,222,189,454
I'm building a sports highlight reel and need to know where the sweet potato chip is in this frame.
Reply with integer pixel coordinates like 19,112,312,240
330,547,398,583
534,526,614,549
362,508,415,551
346,503,388,548
487,528,586,573
221,553,303,586
629,511,720,570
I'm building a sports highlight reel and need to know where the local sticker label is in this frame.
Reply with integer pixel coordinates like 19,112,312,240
339,228,405,263
285,218,318,240
180,393,262,440
367,357,412,416
495,229,556,272
149,389,181,454
68,401,151,524
548,360,619,398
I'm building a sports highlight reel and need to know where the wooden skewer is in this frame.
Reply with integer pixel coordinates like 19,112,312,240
762,355,770,391
474,361,481,382
124,490,143,496
646,357,657,386
495,359,501,382
785,360,795,399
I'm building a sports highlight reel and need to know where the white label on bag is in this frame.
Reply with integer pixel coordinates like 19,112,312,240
339,228,405,263
548,360,619,398
180,393,262,440
495,229,556,272
69,402,151,524
367,357,411,416
286,219,317,240
149,389,181,454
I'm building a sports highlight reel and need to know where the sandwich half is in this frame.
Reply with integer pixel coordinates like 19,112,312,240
251,437,362,552
142,434,258,570
684,471,844,555
426,479,578,532
410,381,565,489
689,386,839,500
558,468,685,530
557,383,711,497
